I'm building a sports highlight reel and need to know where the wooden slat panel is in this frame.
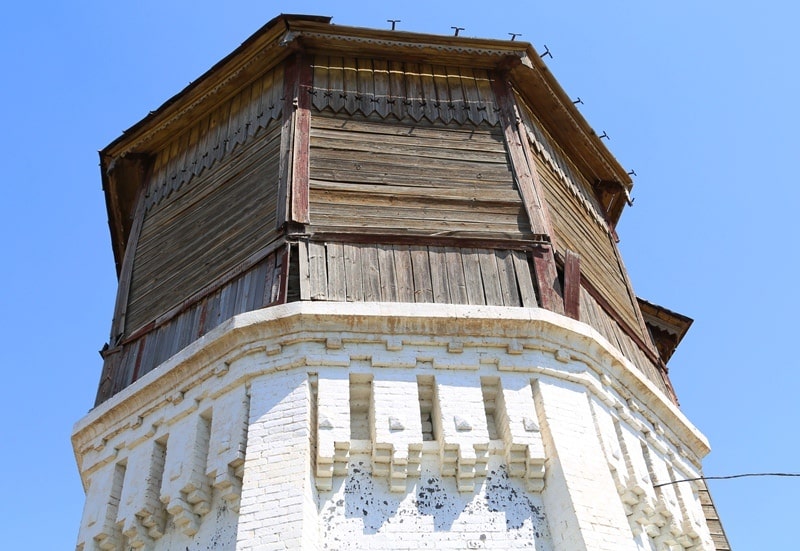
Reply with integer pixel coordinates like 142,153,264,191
360,244,381,301
262,252,277,306
409,246,434,303
444,248,468,304
377,244,398,302
495,250,520,307
477,249,503,306
308,241,328,300
343,243,364,301
530,244,564,314
428,246,450,304
393,245,415,303
462,248,485,306
511,250,538,308
326,242,346,301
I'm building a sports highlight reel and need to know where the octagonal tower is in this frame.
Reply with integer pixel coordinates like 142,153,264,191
73,14,729,551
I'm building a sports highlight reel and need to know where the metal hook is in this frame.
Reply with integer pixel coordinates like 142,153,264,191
509,33,522,41
540,44,552,59
599,130,610,140
627,169,637,177
387,19,400,30
573,97,583,105
451,26,464,36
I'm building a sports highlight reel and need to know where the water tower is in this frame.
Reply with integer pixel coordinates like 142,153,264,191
73,14,730,550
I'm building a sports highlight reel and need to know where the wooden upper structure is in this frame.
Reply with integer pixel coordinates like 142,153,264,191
95,14,681,405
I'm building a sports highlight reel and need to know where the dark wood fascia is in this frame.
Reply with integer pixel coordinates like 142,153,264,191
302,232,549,251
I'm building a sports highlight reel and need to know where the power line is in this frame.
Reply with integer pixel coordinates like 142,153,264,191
653,472,800,488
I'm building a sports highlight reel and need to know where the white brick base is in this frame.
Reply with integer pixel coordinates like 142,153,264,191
73,303,716,551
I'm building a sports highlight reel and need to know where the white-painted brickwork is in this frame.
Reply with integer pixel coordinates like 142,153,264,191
73,303,717,551
319,454,553,550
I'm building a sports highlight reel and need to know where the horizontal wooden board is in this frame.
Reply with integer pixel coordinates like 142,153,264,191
309,113,531,241
126,121,282,335
538,159,643,338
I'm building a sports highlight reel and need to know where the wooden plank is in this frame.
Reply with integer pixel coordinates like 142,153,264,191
310,232,533,252
203,290,222,334
247,71,265,138
393,245,415,302
342,57,359,115
530,244,564,314
291,53,312,224
460,67,483,125
419,62,438,123
444,248,468,304
563,249,581,320
428,246,450,303
248,260,268,310
327,56,346,113
307,241,327,300
311,55,329,112
221,277,240,322
404,62,425,121
110,158,150,341
447,66,468,125
432,64,453,124
262,252,277,306
326,241,347,301
409,245,434,303
356,57,374,115
511,250,538,308
495,250,520,307
137,332,158,379
491,74,550,238
296,241,310,301
376,244,398,302
477,249,503,306
275,246,289,305
461,248,485,305
311,113,507,142
277,57,297,228
360,244,381,301
388,60,406,120
372,59,391,118
234,269,254,315
343,243,364,301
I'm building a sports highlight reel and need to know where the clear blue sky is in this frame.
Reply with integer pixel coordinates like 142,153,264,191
1,1,795,549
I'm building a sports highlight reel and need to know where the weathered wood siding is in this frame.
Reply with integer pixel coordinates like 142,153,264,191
144,66,284,211
309,113,529,239
579,286,669,396
310,56,500,126
97,248,286,404
297,241,538,308
126,117,283,336
517,102,646,341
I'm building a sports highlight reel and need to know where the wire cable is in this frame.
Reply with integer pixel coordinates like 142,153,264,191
653,472,800,488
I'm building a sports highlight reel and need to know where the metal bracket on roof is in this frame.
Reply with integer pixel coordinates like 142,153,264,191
279,31,298,47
